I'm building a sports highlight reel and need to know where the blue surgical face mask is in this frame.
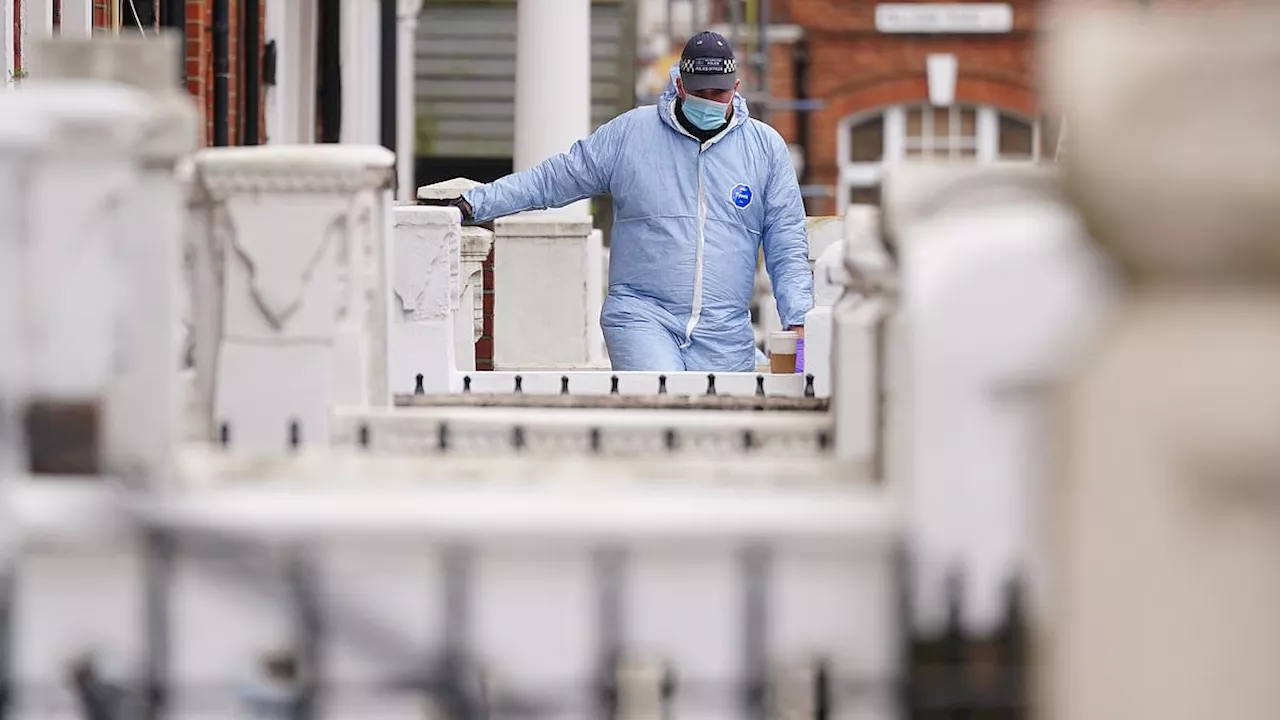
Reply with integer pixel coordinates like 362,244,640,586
681,94,730,131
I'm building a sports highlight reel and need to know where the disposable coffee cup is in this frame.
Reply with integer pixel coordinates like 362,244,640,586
768,330,799,374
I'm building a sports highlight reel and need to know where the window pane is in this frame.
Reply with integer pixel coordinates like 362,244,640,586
849,117,884,163
849,184,882,207
931,107,951,140
959,107,977,137
905,107,925,140
999,114,1035,158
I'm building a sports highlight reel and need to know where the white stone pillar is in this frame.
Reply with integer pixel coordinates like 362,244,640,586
35,35,199,485
514,0,591,219
0,114,48,477
457,226,494,372
0,80,149,477
340,0,381,145
192,145,396,453
396,0,419,201
493,215,595,369
585,228,605,364
59,0,94,38
389,206,460,396
1,0,15,82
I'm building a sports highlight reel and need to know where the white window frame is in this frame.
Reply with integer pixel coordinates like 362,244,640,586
836,104,1042,215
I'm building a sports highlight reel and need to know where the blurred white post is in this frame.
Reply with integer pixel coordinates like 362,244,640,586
514,0,591,218
0,115,48,477
395,0,419,201
1,0,14,81
59,0,95,38
35,34,199,485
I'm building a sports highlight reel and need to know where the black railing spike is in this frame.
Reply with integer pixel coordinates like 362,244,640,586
804,374,815,397
219,422,230,447
357,423,370,449
610,375,620,395
705,373,717,395
512,425,525,451
814,659,832,720
288,420,301,450
437,422,450,452
462,375,472,393
755,374,766,396
657,374,668,394
589,427,602,454
817,430,831,451
742,430,755,451
513,375,523,393
664,428,677,452
560,375,570,394
413,374,425,395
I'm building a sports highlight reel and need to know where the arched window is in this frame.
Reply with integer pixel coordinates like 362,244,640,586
837,105,1044,213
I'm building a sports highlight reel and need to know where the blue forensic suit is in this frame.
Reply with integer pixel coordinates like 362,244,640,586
464,66,813,371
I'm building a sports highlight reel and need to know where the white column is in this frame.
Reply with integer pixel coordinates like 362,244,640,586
192,145,396,453
22,0,55,76
2,0,14,82
265,0,317,144
0,113,48,477
59,0,94,38
493,215,595,369
396,0,419,201
341,0,381,145
514,0,591,218
389,206,461,395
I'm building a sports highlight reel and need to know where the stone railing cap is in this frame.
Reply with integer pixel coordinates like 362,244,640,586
0,80,152,128
494,214,595,237
461,226,495,255
417,177,482,200
197,144,396,170
392,204,462,225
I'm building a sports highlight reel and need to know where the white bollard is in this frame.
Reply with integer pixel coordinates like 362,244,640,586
191,145,396,452
493,214,596,369
0,79,150,476
0,114,49,478
389,205,461,395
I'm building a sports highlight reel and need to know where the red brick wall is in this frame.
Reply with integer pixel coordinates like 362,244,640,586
182,0,264,147
719,0,1042,215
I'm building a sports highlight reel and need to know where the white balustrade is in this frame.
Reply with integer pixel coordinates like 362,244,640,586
389,205,461,395
190,145,396,453
457,225,494,371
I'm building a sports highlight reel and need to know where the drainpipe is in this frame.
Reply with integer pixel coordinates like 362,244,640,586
794,35,810,188
379,0,396,153
316,0,342,143
242,0,261,144
212,0,231,146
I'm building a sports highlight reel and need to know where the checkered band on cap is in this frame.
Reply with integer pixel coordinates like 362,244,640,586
680,56,737,75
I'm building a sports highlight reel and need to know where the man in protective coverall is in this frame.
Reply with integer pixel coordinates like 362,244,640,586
449,31,813,372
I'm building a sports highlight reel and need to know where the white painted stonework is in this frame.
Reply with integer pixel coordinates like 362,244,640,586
0,112,47,478
190,145,396,452
389,205,461,395
493,213,596,369
35,35,201,485
0,80,148,422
